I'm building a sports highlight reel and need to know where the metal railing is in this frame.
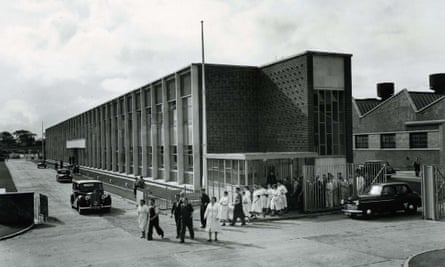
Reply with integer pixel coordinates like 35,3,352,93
303,163,387,212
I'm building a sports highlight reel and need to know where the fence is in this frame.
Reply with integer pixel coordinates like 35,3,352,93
303,163,387,212
423,165,445,220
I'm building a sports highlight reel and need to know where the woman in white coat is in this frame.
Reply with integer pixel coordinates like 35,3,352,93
218,191,230,226
204,196,221,241
242,187,252,222
137,199,149,238
250,185,263,219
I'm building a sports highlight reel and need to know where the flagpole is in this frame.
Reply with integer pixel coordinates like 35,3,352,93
201,20,207,188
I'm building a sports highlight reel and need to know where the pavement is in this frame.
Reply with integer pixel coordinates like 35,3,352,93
2,159,445,267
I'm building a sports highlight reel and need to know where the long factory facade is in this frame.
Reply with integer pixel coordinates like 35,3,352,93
45,51,353,191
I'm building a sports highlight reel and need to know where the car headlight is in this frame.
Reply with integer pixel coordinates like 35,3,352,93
340,199,344,205
85,196,91,200
101,194,108,199
353,200,360,205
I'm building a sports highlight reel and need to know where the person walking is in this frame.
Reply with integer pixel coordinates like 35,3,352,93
250,185,263,219
137,199,149,239
413,158,421,177
179,198,195,243
219,191,230,226
242,188,252,222
230,187,245,226
147,199,164,240
200,188,210,228
171,194,182,239
204,196,221,242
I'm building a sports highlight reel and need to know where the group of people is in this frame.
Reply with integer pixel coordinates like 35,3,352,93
137,194,195,243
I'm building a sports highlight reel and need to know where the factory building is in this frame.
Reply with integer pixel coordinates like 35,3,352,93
45,51,353,191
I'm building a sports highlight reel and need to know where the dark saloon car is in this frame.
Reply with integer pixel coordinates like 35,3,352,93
37,161,47,168
342,182,421,218
70,180,111,214
56,168,73,182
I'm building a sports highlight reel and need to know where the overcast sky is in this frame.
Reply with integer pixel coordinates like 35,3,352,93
1,0,445,137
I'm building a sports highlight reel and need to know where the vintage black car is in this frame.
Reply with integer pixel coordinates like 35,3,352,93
342,182,421,218
56,168,73,182
37,161,47,168
70,180,111,214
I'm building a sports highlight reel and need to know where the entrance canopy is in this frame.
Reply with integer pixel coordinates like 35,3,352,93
66,139,86,149
206,152,318,160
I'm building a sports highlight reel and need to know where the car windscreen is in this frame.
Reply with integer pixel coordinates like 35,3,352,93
78,183,103,192
366,185,383,196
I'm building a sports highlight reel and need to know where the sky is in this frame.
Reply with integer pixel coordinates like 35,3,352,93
1,0,445,138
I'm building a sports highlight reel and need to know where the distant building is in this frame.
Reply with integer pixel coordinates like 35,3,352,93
353,74,445,169
45,51,353,191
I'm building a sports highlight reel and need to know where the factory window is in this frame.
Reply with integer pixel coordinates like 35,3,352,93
127,95,132,112
180,73,191,96
169,102,177,145
146,108,151,146
355,135,369,149
155,84,162,104
314,90,345,155
170,146,177,169
135,92,141,110
145,88,151,107
410,132,428,148
167,79,176,101
146,146,152,168
184,145,193,171
380,133,396,149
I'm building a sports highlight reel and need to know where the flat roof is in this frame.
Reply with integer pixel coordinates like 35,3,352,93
206,152,318,160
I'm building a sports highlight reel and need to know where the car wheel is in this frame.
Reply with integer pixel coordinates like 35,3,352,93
405,203,417,215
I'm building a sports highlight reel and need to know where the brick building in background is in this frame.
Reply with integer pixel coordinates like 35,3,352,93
353,74,445,170
45,51,353,191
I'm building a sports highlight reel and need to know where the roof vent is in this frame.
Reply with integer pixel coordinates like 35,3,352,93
429,73,445,94
377,82,394,100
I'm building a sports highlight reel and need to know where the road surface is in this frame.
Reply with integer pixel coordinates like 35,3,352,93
1,159,445,267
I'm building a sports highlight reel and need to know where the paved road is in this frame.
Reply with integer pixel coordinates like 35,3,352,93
2,159,445,267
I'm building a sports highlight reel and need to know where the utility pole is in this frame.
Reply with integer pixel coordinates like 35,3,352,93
201,20,207,188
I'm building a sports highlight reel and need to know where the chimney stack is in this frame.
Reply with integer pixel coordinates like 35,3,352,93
429,73,445,94
377,82,395,100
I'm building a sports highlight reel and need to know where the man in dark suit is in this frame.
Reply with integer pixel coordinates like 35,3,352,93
200,188,210,228
179,198,194,243
171,194,182,239
230,187,245,226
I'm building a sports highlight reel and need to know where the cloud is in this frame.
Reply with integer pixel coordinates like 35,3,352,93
0,0,445,136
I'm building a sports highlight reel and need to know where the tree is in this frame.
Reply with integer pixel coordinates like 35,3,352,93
13,130,37,147
0,131,15,145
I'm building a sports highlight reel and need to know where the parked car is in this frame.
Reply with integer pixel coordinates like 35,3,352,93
70,180,112,214
37,161,47,168
56,168,73,182
341,182,421,218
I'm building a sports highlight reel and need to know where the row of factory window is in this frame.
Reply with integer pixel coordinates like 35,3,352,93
355,132,428,149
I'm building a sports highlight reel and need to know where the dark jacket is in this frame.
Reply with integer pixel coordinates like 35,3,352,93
201,193,210,206
171,201,182,219
180,203,194,221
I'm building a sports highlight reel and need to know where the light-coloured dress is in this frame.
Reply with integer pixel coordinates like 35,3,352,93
242,193,252,217
278,184,288,209
270,188,283,211
251,189,263,213
219,196,230,221
204,203,221,233
137,204,149,231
